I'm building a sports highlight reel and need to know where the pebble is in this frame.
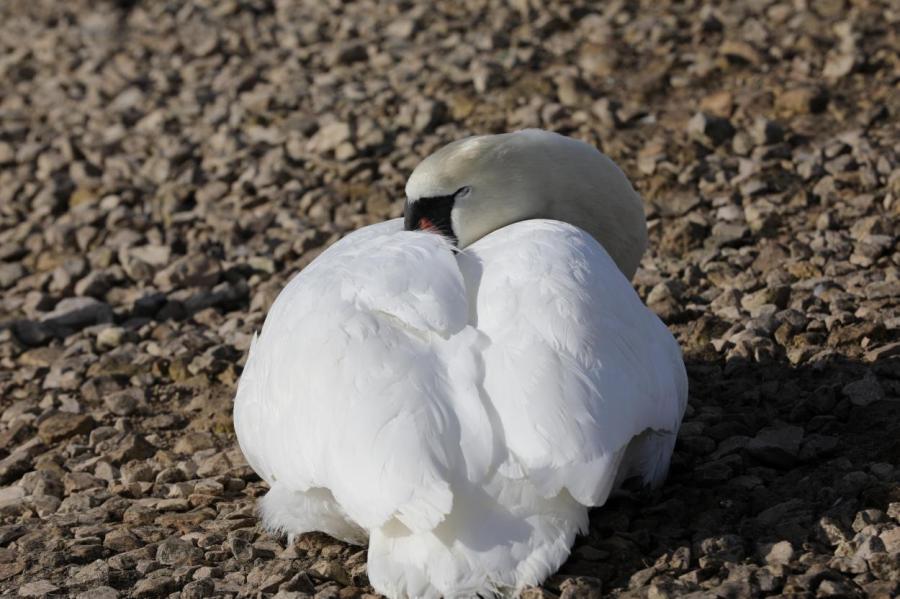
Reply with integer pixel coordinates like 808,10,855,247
37,412,95,444
132,575,178,598
181,578,215,599
750,118,785,146
719,39,762,65
154,254,221,291
157,536,203,566
687,112,735,146
842,372,885,406
104,528,144,553
96,326,126,349
308,122,353,154
0,486,27,510
559,576,603,599
71,558,111,585
0,452,33,485
746,425,803,468
229,536,256,562
74,587,118,599
107,434,156,464
763,540,795,565
174,431,216,455
647,282,685,323
17,580,59,597
0,262,25,289
776,87,829,115
104,388,145,416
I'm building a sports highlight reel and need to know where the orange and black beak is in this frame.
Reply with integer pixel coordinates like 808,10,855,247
404,194,457,245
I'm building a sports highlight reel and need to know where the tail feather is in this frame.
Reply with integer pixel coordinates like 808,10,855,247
618,429,677,489
366,475,586,599
260,484,367,545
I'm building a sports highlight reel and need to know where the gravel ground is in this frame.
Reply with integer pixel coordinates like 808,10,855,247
1,1,899,597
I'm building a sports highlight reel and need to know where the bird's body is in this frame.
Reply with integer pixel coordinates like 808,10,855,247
235,218,687,598
234,130,687,598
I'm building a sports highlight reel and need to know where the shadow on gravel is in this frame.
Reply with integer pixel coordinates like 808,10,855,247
554,353,900,596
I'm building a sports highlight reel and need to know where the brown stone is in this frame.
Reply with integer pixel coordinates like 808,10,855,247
37,413,95,444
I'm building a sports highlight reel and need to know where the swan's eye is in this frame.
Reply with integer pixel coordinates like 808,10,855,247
455,186,472,199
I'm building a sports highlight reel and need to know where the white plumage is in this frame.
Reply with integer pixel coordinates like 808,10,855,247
234,130,688,598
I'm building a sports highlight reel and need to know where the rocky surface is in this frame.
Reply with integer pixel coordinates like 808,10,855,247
0,0,898,597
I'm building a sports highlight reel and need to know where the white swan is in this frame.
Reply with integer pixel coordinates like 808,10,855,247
233,129,687,598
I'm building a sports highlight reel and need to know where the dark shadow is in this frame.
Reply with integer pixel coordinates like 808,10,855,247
547,352,900,597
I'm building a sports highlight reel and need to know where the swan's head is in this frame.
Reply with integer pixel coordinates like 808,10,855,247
404,129,648,279
404,133,539,249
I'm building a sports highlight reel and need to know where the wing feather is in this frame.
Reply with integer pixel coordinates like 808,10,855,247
466,219,687,505
234,219,487,531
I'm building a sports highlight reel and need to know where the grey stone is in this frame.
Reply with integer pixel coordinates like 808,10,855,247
746,425,803,468
0,262,24,288
842,372,885,406
41,297,113,330
156,536,203,566
181,579,215,599
132,576,178,598
104,388,145,416
17,580,59,597
229,537,255,562
74,587,118,599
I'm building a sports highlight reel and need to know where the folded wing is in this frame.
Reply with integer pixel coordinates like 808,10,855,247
234,219,491,532
462,219,688,506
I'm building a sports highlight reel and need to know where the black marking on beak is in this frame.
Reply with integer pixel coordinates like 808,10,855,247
404,193,458,245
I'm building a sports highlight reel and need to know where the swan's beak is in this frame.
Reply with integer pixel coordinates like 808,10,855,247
404,196,457,244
